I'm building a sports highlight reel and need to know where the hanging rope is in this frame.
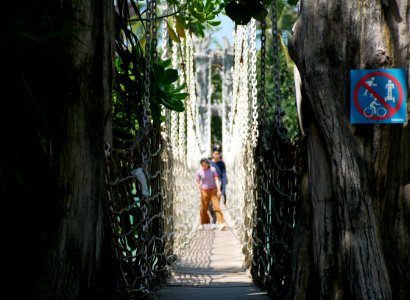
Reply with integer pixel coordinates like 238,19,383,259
223,19,259,271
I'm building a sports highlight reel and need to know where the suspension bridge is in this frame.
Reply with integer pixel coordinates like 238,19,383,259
105,4,304,299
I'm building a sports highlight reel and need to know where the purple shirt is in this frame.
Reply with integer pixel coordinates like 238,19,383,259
195,167,218,190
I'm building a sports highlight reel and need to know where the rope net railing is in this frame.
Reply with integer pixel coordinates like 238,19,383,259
104,0,305,299
223,19,259,269
105,3,206,295
248,2,305,297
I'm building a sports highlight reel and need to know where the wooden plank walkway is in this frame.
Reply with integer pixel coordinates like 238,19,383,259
153,204,270,300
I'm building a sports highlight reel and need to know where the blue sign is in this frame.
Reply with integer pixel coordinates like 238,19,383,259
350,68,407,124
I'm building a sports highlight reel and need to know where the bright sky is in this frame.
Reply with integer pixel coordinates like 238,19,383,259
206,14,261,50
207,13,235,49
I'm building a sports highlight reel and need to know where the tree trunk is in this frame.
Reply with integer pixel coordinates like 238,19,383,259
288,1,410,299
1,1,114,299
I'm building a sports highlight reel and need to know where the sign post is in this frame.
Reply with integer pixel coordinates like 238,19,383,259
350,68,407,124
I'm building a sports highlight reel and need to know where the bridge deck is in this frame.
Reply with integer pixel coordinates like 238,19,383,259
154,204,270,299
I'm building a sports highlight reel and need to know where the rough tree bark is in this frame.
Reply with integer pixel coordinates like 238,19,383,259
1,1,114,299
288,1,410,299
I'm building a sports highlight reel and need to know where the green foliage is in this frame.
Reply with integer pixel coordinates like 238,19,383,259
113,0,198,148
210,71,223,144
113,0,226,149
150,59,187,123
113,52,187,148
168,0,225,37
211,71,222,104
277,4,298,32
113,50,143,149
211,115,223,145
258,46,299,140
257,1,300,140
276,52,299,140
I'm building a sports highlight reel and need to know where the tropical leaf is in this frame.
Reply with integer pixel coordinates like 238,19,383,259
167,21,180,43
162,69,179,85
172,92,189,101
277,5,297,31
175,16,186,38
207,20,221,26
161,58,172,68
279,33,295,69
147,59,187,123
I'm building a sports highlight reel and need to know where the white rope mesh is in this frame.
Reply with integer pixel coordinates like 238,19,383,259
170,26,180,156
160,16,258,267
223,19,258,266
162,29,204,258
186,35,203,168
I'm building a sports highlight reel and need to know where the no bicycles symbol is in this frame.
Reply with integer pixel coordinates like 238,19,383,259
350,68,407,124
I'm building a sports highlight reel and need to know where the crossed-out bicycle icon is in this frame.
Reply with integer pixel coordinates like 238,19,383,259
363,101,387,117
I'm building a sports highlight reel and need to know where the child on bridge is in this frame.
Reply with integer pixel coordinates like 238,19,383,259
195,157,227,231
208,144,228,229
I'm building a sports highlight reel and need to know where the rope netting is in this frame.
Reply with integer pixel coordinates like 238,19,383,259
223,19,259,269
248,3,305,297
105,1,305,299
